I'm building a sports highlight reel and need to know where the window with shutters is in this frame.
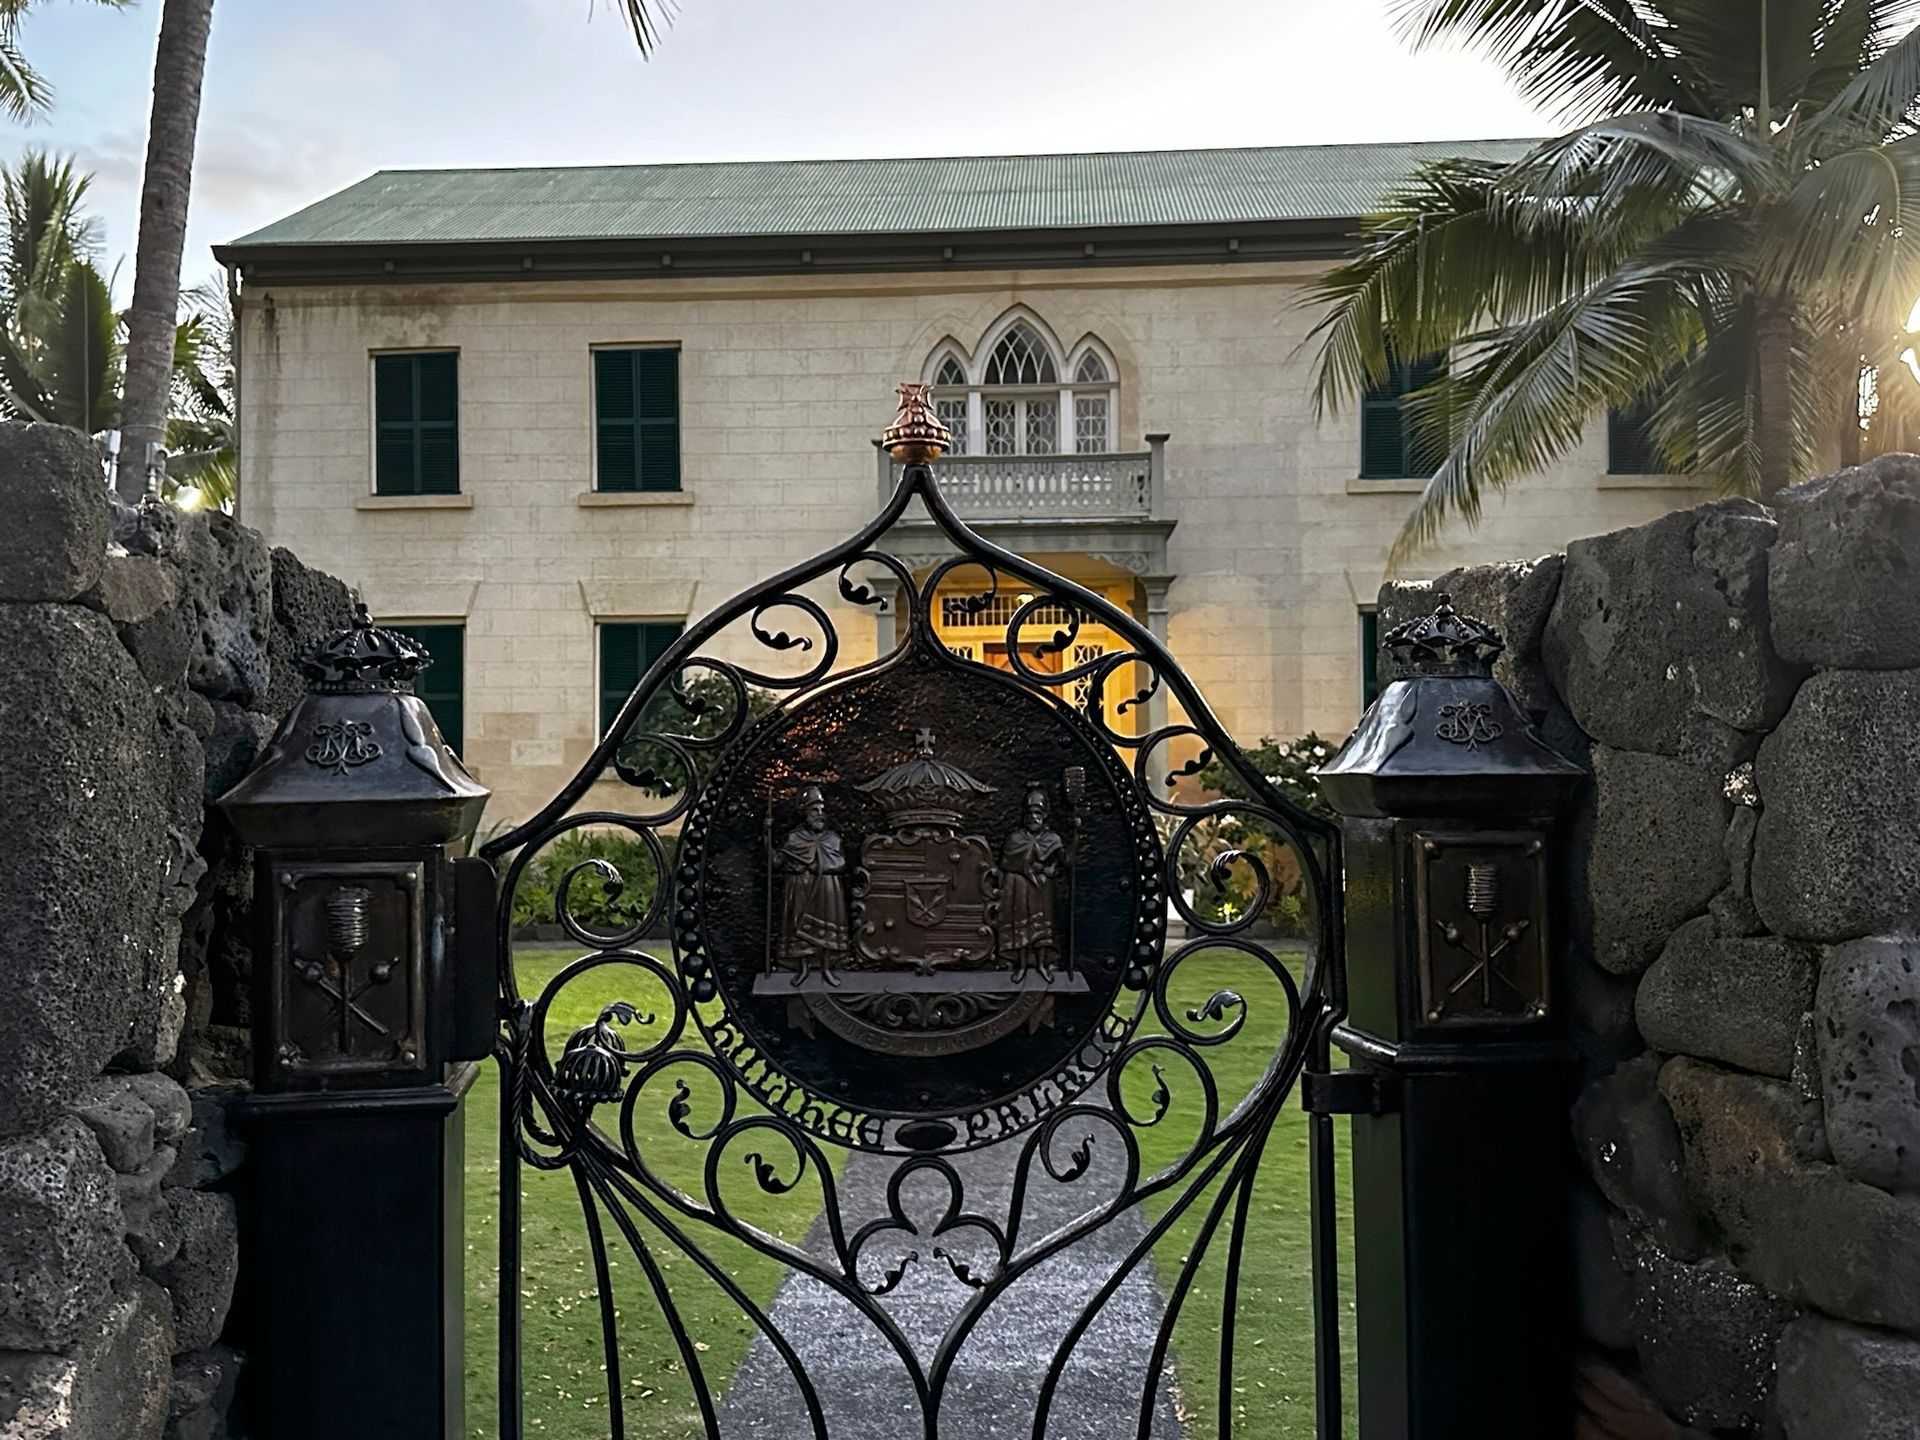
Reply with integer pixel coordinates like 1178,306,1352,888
921,315,1121,456
594,347,682,492
1358,351,1446,480
373,352,459,495
1607,396,1664,474
389,623,465,753
598,620,685,739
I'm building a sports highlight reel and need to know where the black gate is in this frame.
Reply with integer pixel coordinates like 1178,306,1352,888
480,387,1348,1439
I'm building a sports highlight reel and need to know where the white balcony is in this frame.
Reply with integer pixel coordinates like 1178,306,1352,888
880,435,1167,523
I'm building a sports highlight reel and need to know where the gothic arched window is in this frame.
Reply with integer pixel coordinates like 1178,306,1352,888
924,313,1120,457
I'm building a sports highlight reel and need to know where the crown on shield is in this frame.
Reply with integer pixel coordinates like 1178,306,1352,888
854,727,995,829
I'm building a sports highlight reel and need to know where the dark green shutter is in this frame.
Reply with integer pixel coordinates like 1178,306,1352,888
374,352,459,495
1608,398,1661,474
1359,351,1445,480
1359,397,1407,479
1360,610,1381,709
635,350,680,492
595,348,680,493
391,623,464,754
599,621,684,737
595,350,638,492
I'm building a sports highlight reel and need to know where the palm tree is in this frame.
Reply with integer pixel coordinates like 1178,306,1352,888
1310,0,1920,563
0,152,120,435
114,0,674,501
116,0,212,500
164,275,233,509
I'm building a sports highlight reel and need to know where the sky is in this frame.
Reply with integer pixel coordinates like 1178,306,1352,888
6,0,1555,297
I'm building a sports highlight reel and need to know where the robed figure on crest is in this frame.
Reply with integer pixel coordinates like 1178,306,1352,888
774,786,848,984
999,784,1065,982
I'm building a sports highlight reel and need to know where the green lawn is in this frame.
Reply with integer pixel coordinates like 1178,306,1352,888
465,948,1355,1438
1128,948,1358,1440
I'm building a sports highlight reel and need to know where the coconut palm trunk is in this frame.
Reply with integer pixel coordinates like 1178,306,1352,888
115,0,213,501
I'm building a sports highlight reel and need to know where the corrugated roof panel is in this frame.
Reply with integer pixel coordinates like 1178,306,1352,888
225,140,1537,249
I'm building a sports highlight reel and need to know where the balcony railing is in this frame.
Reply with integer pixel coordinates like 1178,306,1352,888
881,435,1166,522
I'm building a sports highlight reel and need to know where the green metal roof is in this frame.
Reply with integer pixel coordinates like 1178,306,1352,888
223,139,1535,250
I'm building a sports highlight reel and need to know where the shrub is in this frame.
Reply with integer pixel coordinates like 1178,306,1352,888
500,828,662,938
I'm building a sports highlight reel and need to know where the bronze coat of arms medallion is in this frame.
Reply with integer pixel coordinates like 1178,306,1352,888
681,642,1163,1150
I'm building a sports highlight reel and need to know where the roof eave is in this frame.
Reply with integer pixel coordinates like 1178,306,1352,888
213,215,1363,286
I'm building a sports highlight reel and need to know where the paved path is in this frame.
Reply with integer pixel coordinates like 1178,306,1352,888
717,1127,1187,1438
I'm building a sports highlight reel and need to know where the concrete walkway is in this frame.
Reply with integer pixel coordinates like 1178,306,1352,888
717,1127,1187,1438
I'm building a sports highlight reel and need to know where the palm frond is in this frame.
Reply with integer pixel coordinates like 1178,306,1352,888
1385,232,1729,565
1762,135,1920,323
0,35,49,121
1502,112,1771,219
604,0,675,55
1801,3,1920,149
1390,0,1700,120
1304,142,1716,418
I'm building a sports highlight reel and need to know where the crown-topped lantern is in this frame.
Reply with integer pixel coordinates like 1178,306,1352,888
881,382,952,464
301,603,435,692
219,600,487,848
854,727,995,831
1383,593,1505,679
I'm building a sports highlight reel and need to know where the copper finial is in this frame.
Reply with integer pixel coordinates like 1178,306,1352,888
882,382,951,463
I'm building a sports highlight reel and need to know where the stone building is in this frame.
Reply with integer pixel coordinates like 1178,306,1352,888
216,141,1710,821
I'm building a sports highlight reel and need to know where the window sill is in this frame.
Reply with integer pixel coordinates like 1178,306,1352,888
1597,473,1708,491
357,493,473,510
577,490,692,507
1347,476,1428,494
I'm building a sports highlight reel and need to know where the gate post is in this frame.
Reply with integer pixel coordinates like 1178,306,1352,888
1317,596,1584,1439
218,607,495,1440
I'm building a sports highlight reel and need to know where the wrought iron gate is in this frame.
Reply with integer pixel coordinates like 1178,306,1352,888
481,388,1348,1439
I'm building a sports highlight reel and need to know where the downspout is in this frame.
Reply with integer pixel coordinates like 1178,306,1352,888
226,260,243,520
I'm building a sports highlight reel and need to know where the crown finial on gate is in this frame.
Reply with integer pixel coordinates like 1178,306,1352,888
882,381,951,464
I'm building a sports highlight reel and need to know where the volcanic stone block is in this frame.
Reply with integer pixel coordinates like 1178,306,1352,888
0,422,107,603
201,700,276,802
127,1074,192,1146
1776,1314,1920,1440
1817,935,1920,1192
84,552,178,627
1662,1058,1920,1332
1575,1055,1706,1258
69,1078,158,1176
1622,1227,1794,1432
0,605,166,1133
152,1191,237,1353
0,1280,173,1439
1751,670,1920,941
265,545,355,715
168,1342,240,1440
165,1092,244,1191
0,1119,126,1350
1770,455,1920,670
1579,747,1731,974
1636,917,1818,1077
1563,948,1645,1077
1709,803,1766,937
1543,498,1798,755
175,510,270,706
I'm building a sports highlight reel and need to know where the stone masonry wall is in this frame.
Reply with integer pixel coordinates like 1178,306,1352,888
1381,455,1920,1439
0,423,354,1440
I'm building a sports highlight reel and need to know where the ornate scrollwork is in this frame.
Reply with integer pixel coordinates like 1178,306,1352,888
480,448,1343,1438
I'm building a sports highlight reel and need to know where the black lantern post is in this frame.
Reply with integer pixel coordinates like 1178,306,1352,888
1318,595,1584,1440
218,606,495,1440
